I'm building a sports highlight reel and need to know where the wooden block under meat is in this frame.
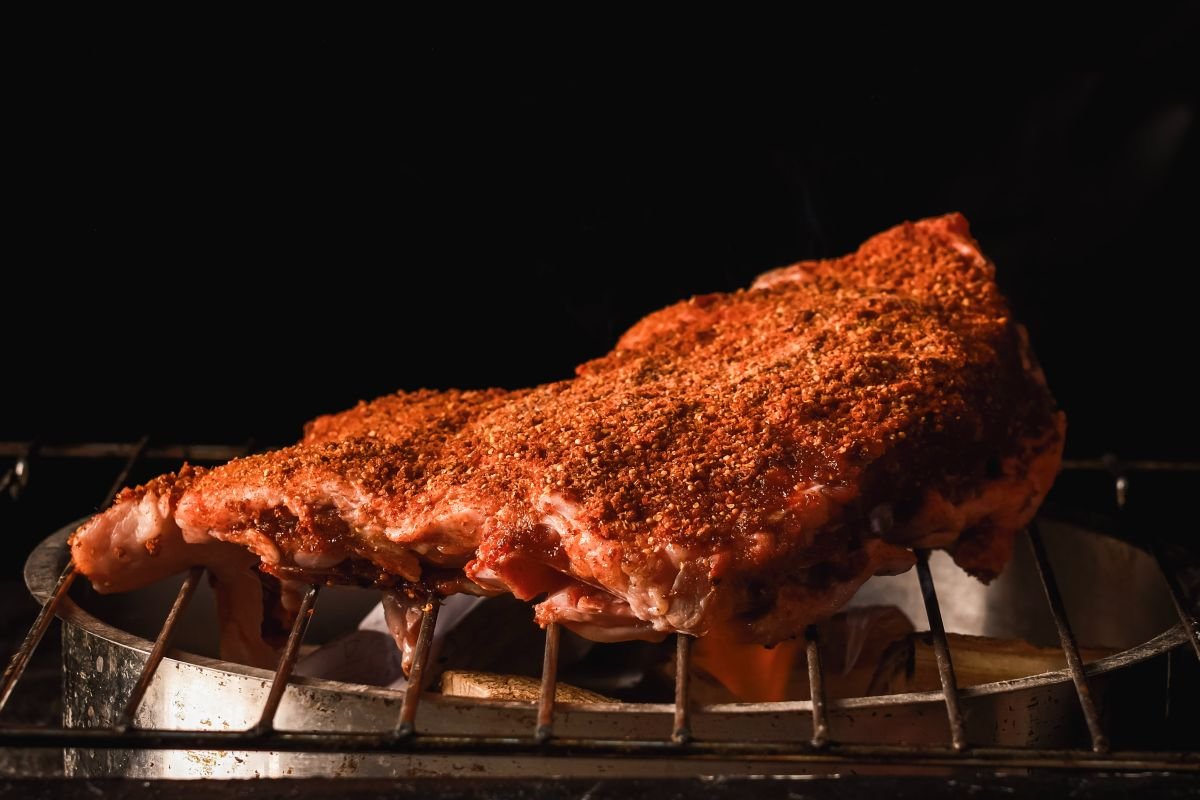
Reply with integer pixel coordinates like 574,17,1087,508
867,633,1115,695
680,605,917,704
440,670,614,704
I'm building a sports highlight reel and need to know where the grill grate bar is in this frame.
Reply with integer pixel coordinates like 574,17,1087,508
116,566,205,731
672,633,692,744
254,584,320,734
395,600,440,738
1106,464,1200,664
2,437,152,713
805,625,829,748
0,561,75,715
0,726,1197,771
1152,543,1200,663
1027,524,1110,753
0,441,35,501
1061,458,1200,472
98,435,150,508
535,622,561,742
915,550,967,752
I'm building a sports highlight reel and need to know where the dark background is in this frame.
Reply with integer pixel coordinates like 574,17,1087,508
6,19,1199,459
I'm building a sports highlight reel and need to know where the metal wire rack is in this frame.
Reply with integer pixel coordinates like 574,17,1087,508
1,441,1198,772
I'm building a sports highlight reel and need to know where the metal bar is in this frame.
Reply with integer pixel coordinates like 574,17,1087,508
0,442,258,462
1027,524,1110,753
0,561,76,714
0,435,152,714
395,599,440,738
1060,458,1200,472
1106,461,1200,663
0,726,1198,771
535,622,561,743
1151,542,1200,663
99,434,151,507
253,584,320,734
914,550,967,752
805,625,829,748
1104,462,1200,662
672,633,692,744
115,566,205,731
0,441,35,501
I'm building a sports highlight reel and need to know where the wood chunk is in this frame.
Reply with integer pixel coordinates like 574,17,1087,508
440,670,614,704
681,605,917,703
817,606,916,699
867,633,1116,695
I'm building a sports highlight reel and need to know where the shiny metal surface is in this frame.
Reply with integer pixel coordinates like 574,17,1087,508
24,519,1189,778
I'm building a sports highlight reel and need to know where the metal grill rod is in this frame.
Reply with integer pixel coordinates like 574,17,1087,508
0,561,75,715
254,584,321,734
395,599,440,738
0,726,1197,771
99,435,150,508
116,566,205,731
1106,463,1200,664
805,625,829,748
0,441,35,501
1061,458,1200,472
1027,524,1109,753
672,633,692,744
914,550,967,752
1,437,151,714
535,622,561,743
1152,543,1200,663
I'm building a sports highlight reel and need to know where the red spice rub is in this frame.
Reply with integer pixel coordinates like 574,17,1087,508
73,213,1064,649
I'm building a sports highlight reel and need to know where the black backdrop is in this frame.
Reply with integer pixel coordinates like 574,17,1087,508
7,20,1200,461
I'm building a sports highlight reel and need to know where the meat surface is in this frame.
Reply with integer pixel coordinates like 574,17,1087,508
71,213,1064,665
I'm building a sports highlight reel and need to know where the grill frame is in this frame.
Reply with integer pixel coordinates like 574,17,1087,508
1,442,1198,773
